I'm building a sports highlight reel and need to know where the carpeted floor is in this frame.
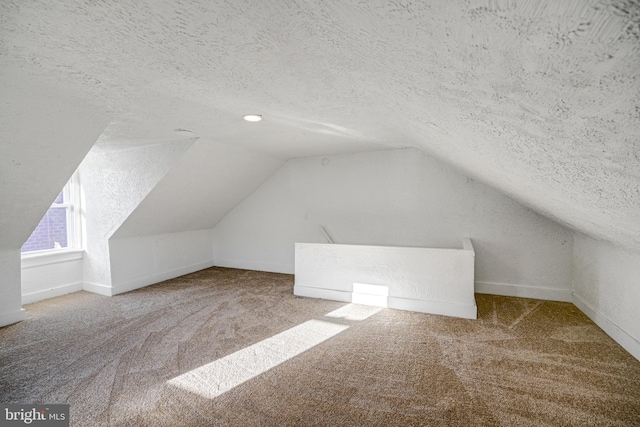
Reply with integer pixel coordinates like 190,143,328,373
1,267,639,426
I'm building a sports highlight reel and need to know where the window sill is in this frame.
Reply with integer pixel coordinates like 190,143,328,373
21,249,84,269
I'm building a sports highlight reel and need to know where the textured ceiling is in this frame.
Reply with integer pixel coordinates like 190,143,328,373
1,0,639,250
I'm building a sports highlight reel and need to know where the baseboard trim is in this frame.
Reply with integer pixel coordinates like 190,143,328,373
111,260,216,295
388,295,477,319
0,308,26,328
83,282,113,296
22,282,83,305
475,281,572,302
572,292,640,362
214,258,292,275
294,285,477,319
295,286,351,303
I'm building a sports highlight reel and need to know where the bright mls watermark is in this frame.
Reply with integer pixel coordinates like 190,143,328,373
1,405,69,426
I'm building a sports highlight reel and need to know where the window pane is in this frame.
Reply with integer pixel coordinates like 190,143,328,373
53,190,64,204
21,207,69,252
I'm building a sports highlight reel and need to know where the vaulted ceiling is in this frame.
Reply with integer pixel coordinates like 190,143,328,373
1,0,639,249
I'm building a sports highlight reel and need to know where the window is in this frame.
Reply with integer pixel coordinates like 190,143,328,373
21,174,82,253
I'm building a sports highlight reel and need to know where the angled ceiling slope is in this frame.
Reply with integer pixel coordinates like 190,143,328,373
1,1,638,250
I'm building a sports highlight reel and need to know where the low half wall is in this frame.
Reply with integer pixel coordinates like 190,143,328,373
294,239,476,319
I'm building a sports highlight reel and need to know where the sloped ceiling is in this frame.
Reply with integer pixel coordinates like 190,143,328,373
113,139,284,238
0,68,110,249
1,1,639,249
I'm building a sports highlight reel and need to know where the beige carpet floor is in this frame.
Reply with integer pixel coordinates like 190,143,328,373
1,267,639,426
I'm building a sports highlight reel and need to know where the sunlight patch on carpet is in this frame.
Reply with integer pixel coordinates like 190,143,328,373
167,319,348,399
324,303,382,321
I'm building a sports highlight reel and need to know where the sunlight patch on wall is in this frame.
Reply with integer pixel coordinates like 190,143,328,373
351,283,389,308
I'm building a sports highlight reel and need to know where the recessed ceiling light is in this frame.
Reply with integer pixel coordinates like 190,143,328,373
243,114,263,122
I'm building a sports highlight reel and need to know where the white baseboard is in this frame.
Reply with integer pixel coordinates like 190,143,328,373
572,292,640,362
294,285,477,319
295,285,351,303
475,281,572,302
83,282,113,296
214,258,292,275
0,308,26,328
388,295,477,319
110,260,216,296
22,282,83,305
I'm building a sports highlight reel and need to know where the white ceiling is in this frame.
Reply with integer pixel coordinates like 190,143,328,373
1,0,639,249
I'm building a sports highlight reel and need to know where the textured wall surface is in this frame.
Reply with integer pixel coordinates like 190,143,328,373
213,149,574,291
0,69,109,252
79,139,195,287
0,69,108,325
2,0,639,350
294,241,477,319
572,233,640,359
109,229,215,294
1,0,638,251
113,140,283,238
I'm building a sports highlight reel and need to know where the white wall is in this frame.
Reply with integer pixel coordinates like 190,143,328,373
0,250,24,326
113,139,284,238
213,148,574,297
572,233,640,361
109,229,215,296
21,252,83,304
79,139,195,291
101,140,282,295
19,138,281,301
0,69,109,326
18,229,214,302
295,240,476,319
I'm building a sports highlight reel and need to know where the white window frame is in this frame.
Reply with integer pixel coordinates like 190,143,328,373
21,173,84,266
